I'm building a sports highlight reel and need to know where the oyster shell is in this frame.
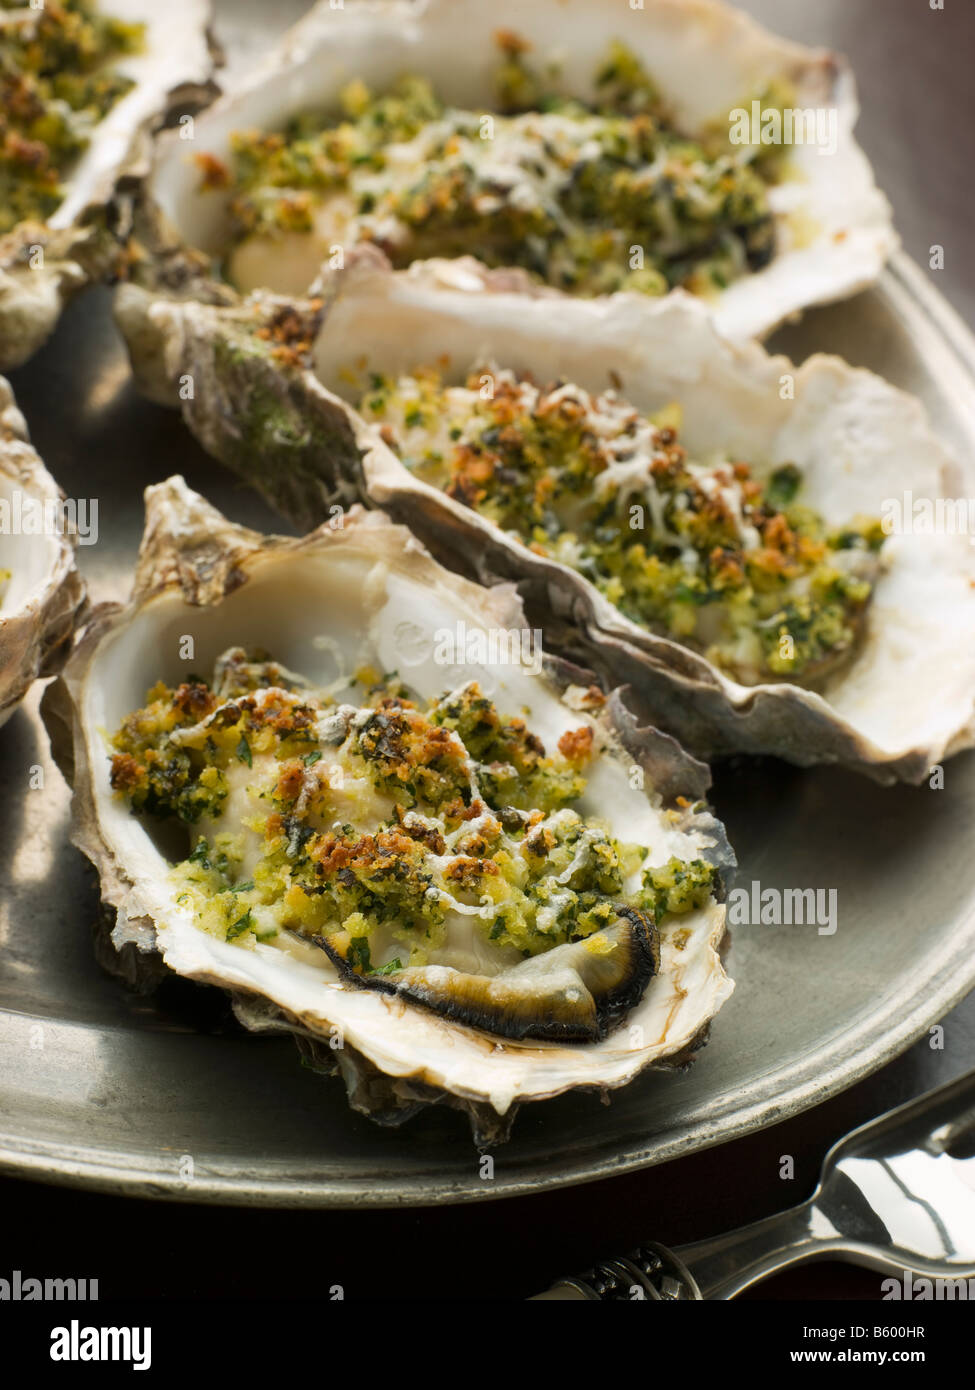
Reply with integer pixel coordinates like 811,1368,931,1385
0,376,85,724
120,0,895,352
42,476,733,1141
0,0,217,371
120,262,975,783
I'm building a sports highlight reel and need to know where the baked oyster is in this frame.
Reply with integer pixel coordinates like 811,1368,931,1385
118,0,894,350
0,0,216,370
0,375,85,723
119,263,975,783
42,477,733,1141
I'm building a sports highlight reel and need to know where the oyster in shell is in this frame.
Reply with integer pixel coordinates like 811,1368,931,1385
119,262,975,783
0,0,217,370
0,376,85,723
42,477,733,1141
119,0,894,349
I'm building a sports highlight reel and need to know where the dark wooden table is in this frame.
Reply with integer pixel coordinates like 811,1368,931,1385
2,0,973,1301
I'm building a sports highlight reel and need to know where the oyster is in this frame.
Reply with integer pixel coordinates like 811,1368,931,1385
0,0,217,371
0,376,85,723
118,0,895,353
120,262,975,783
42,477,733,1141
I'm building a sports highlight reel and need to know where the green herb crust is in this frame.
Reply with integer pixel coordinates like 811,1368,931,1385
204,38,779,299
109,648,715,969
358,366,886,685
0,0,144,233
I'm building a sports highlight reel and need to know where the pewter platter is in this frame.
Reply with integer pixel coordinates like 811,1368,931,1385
1,255,973,1207
1,0,974,1205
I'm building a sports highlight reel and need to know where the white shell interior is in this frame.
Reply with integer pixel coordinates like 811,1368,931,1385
0,473,63,617
81,516,730,1112
310,273,975,765
146,0,895,339
0,375,80,729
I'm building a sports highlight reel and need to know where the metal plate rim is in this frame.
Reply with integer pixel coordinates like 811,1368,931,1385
1,923,973,1208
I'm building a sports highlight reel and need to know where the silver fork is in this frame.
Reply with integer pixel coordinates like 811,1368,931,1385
532,1069,975,1299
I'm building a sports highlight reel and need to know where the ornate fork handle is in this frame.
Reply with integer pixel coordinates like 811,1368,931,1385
532,1240,705,1300
532,1203,884,1300
533,1075,975,1300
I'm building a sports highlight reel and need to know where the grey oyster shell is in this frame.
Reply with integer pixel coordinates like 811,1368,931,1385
42,477,733,1140
0,376,85,725
119,0,895,346
112,262,975,783
0,0,218,371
